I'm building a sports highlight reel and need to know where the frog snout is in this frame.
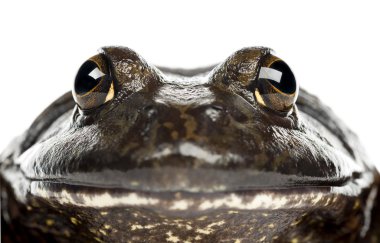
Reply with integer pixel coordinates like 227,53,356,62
137,101,246,145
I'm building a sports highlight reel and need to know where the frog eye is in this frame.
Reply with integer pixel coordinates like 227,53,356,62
72,54,115,110
254,54,299,114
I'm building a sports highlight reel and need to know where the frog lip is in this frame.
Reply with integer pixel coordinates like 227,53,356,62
24,171,373,211
2,166,374,211
24,168,353,193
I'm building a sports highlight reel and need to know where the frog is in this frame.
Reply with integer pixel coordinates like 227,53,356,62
1,46,379,243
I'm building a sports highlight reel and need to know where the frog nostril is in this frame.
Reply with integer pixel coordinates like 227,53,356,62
211,104,224,111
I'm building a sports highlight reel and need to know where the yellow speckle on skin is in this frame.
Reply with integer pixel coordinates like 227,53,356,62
171,131,179,140
174,219,184,223
268,223,275,228
234,240,241,243
94,237,103,243
63,229,71,237
195,235,202,240
46,219,54,226
259,236,266,242
197,216,208,221
324,198,330,206
144,224,156,229
291,238,299,243
196,228,213,235
353,199,361,210
262,213,268,217
166,231,180,243
104,224,111,229
131,225,143,231
26,206,33,211
100,211,108,216
304,233,313,241
99,229,107,236
163,122,174,129
291,218,302,226
206,220,225,228
70,217,79,225
311,193,323,205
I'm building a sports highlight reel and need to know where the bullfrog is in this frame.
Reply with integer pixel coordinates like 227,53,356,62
1,46,379,243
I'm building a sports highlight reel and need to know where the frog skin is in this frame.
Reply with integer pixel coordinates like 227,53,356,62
1,46,379,243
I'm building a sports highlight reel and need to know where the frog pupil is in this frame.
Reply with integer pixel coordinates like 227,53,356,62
74,60,104,95
259,60,296,94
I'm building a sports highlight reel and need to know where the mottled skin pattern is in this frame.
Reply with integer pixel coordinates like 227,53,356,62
1,46,379,243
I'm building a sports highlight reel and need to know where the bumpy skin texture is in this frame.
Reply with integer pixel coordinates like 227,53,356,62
1,46,379,243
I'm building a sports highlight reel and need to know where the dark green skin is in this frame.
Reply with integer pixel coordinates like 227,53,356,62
1,47,380,243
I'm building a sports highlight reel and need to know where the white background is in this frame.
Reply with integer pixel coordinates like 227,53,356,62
0,1,379,168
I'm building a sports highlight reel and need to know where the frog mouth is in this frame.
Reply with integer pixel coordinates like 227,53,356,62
13,169,375,211
2,161,374,211
17,162,366,195
26,167,354,193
